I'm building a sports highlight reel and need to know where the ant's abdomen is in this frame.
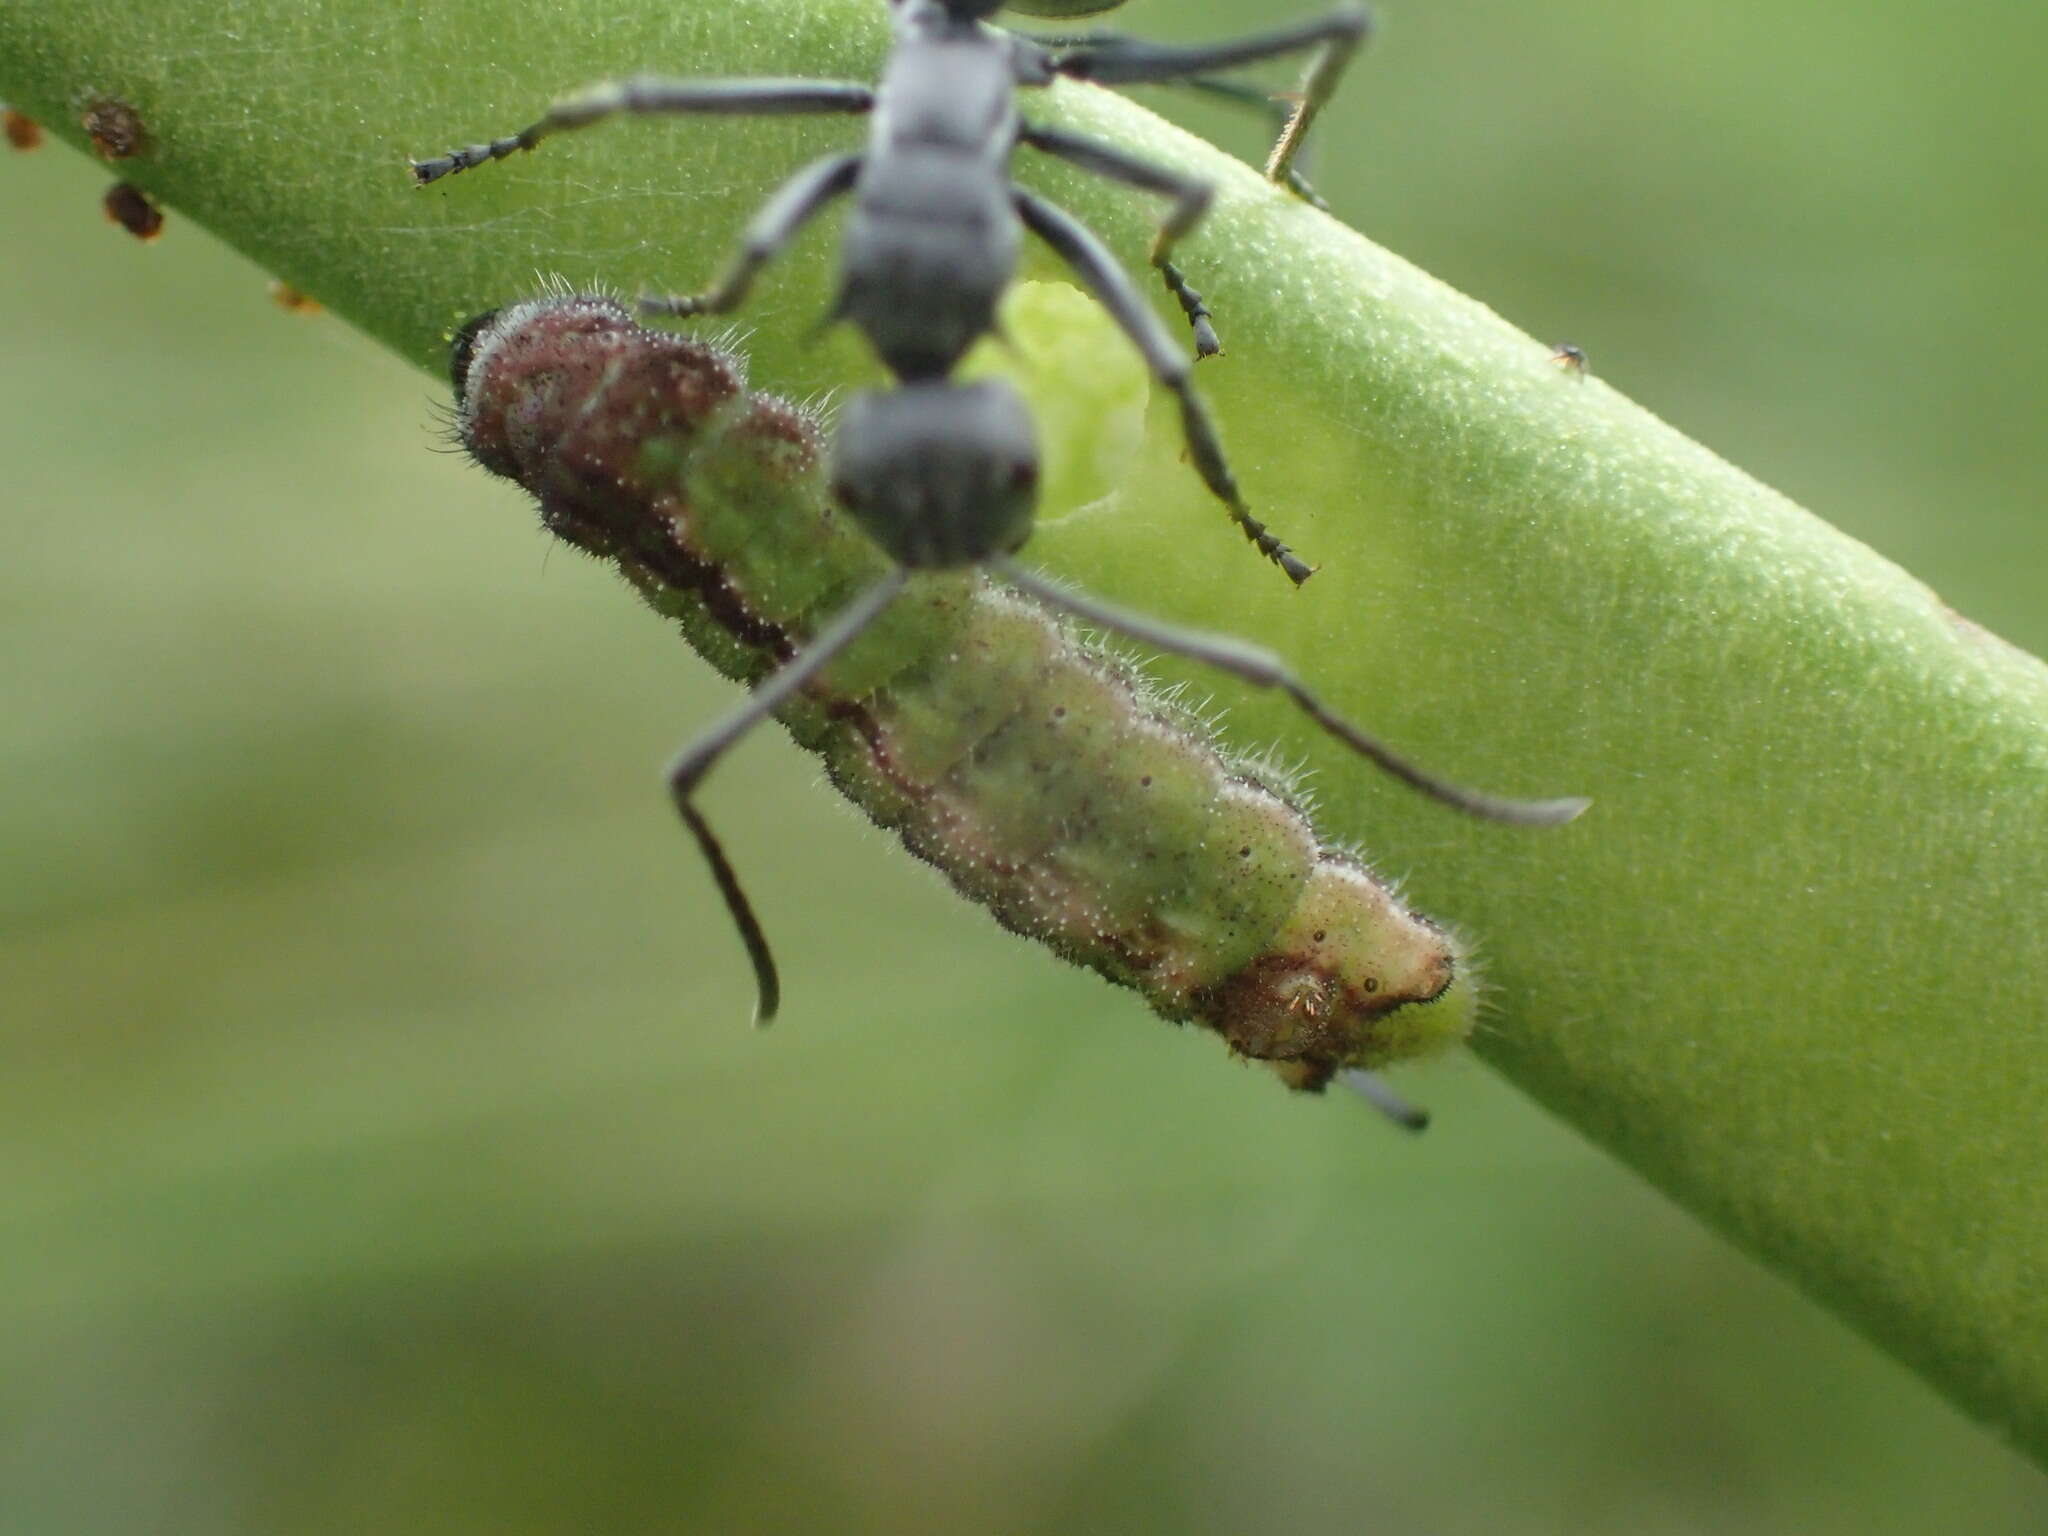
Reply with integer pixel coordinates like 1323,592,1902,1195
453,295,1473,1089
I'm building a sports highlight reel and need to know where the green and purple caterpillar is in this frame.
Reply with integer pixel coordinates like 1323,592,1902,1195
453,291,1476,1094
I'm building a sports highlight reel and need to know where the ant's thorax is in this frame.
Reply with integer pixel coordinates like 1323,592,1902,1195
841,10,1025,378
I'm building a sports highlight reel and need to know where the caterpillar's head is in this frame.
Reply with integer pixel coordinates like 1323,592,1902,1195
831,379,1039,570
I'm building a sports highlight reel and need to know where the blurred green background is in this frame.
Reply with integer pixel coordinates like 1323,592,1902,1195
5,0,2047,1530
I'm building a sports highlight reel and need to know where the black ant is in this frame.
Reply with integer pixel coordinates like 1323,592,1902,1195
415,0,1379,585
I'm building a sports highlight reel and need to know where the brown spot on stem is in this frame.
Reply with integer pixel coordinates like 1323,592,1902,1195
268,280,321,315
102,182,163,241
82,98,146,160
2,107,42,152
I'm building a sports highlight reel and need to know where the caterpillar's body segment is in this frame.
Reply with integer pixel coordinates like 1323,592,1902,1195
455,294,1471,1090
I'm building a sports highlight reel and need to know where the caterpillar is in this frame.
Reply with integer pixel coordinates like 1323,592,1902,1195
452,291,1478,1095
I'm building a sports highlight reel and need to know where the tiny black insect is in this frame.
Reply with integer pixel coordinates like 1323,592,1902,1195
414,0,1378,586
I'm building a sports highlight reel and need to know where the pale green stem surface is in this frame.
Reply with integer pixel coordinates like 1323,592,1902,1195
6,0,2046,1462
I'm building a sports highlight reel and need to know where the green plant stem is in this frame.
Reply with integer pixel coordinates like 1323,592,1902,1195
6,0,2047,1460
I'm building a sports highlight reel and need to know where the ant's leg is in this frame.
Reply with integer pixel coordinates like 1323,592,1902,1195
1014,186,1311,585
1339,1069,1430,1132
410,77,874,184
666,567,908,1024
1171,76,1331,209
1045,4,1370,190
640,151,863,318
1019,122,1221,357
992,555,1590,827
1016,34,1331,207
